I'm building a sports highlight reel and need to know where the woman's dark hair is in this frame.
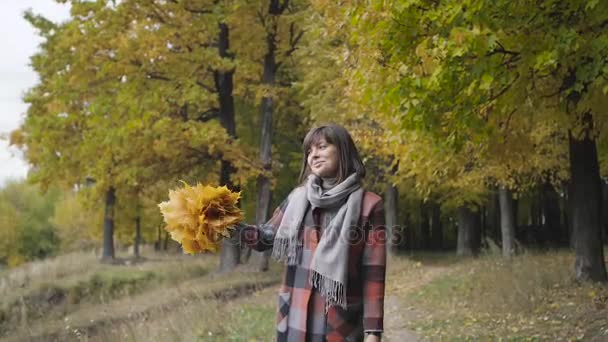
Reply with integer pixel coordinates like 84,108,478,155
298,124,366,184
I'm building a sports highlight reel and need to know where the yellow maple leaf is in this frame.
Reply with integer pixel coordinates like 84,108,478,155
158,182,243,254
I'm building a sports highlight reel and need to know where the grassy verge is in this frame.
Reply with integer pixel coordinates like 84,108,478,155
401,251,608,340
43,264,283,342
0,251,213,337
195,286,277,341
5,248,608,341
2,254,282,342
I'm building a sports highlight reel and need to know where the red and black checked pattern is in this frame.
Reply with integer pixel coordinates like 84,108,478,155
241,190,387,341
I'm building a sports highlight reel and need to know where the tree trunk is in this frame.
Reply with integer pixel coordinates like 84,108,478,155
430,202,442,250
530,192,540,228
134,216,141,258
163,230,169,251
256,178,272,272
101,187,116,261
420,201,430,250
456,205,481,256
492,189,501,242
405,211,414,252
564,182,574,248
486,187,501,245
541,182,562,246
479,205,487,249
215,22,240,272
499,186,516,258
155,224,161,251
602,179,608,244
568,113,607,282
385,183,398,253
255,1,282,272
535,191,544,245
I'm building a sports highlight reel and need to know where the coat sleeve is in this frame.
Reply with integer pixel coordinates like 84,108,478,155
239,195,290,252
362,199,387,333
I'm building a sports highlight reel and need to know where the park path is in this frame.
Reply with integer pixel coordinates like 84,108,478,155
383,264,452,342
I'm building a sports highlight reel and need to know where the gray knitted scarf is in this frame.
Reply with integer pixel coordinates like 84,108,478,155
272,173,363,310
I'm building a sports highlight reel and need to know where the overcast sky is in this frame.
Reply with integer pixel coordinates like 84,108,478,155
0,1,71,187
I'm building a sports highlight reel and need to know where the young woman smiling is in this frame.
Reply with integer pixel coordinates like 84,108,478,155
240,124,387,342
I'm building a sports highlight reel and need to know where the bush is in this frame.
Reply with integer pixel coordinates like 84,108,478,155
0,181,62,267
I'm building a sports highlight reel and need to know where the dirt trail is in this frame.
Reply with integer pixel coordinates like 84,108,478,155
383,265,452,342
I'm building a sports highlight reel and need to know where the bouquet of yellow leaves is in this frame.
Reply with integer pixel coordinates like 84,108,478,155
158,182,243,254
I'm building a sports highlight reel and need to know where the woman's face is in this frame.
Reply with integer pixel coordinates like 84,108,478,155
307,137,339,178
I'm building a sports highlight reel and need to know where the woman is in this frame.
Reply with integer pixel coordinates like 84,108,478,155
240,124,387,342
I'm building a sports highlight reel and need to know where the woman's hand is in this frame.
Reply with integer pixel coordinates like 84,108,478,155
229,222,247,236
365,333,381,342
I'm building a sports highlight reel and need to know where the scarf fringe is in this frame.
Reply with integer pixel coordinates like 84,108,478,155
272,237,303,265
309,270,346,313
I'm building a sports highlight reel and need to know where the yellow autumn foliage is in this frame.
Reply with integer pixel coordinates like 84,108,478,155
158,182,243,254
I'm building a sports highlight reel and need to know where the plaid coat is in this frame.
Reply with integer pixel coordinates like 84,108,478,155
241,189,387,341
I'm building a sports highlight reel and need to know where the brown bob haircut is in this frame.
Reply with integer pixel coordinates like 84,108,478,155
298,124,366,184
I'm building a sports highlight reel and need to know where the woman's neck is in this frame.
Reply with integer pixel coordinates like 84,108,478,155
321,176,338,190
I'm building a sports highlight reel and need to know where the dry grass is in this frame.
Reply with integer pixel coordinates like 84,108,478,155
399,250,608,340
4,247,608,341
0,248,283,342
2,250,215,337
0,246,204,299
98,276,280,342
0,250,99,297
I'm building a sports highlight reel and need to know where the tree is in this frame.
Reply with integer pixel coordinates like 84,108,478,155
498,186,516,258
457,205,481,257
51,189,102,252
0,181,61,266
430,201,443,250
383,0,608,280
230,0,306,270
384,183,399,252
326,0,608,279
17,1,261,264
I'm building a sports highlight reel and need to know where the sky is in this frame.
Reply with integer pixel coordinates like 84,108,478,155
0,0,71,187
